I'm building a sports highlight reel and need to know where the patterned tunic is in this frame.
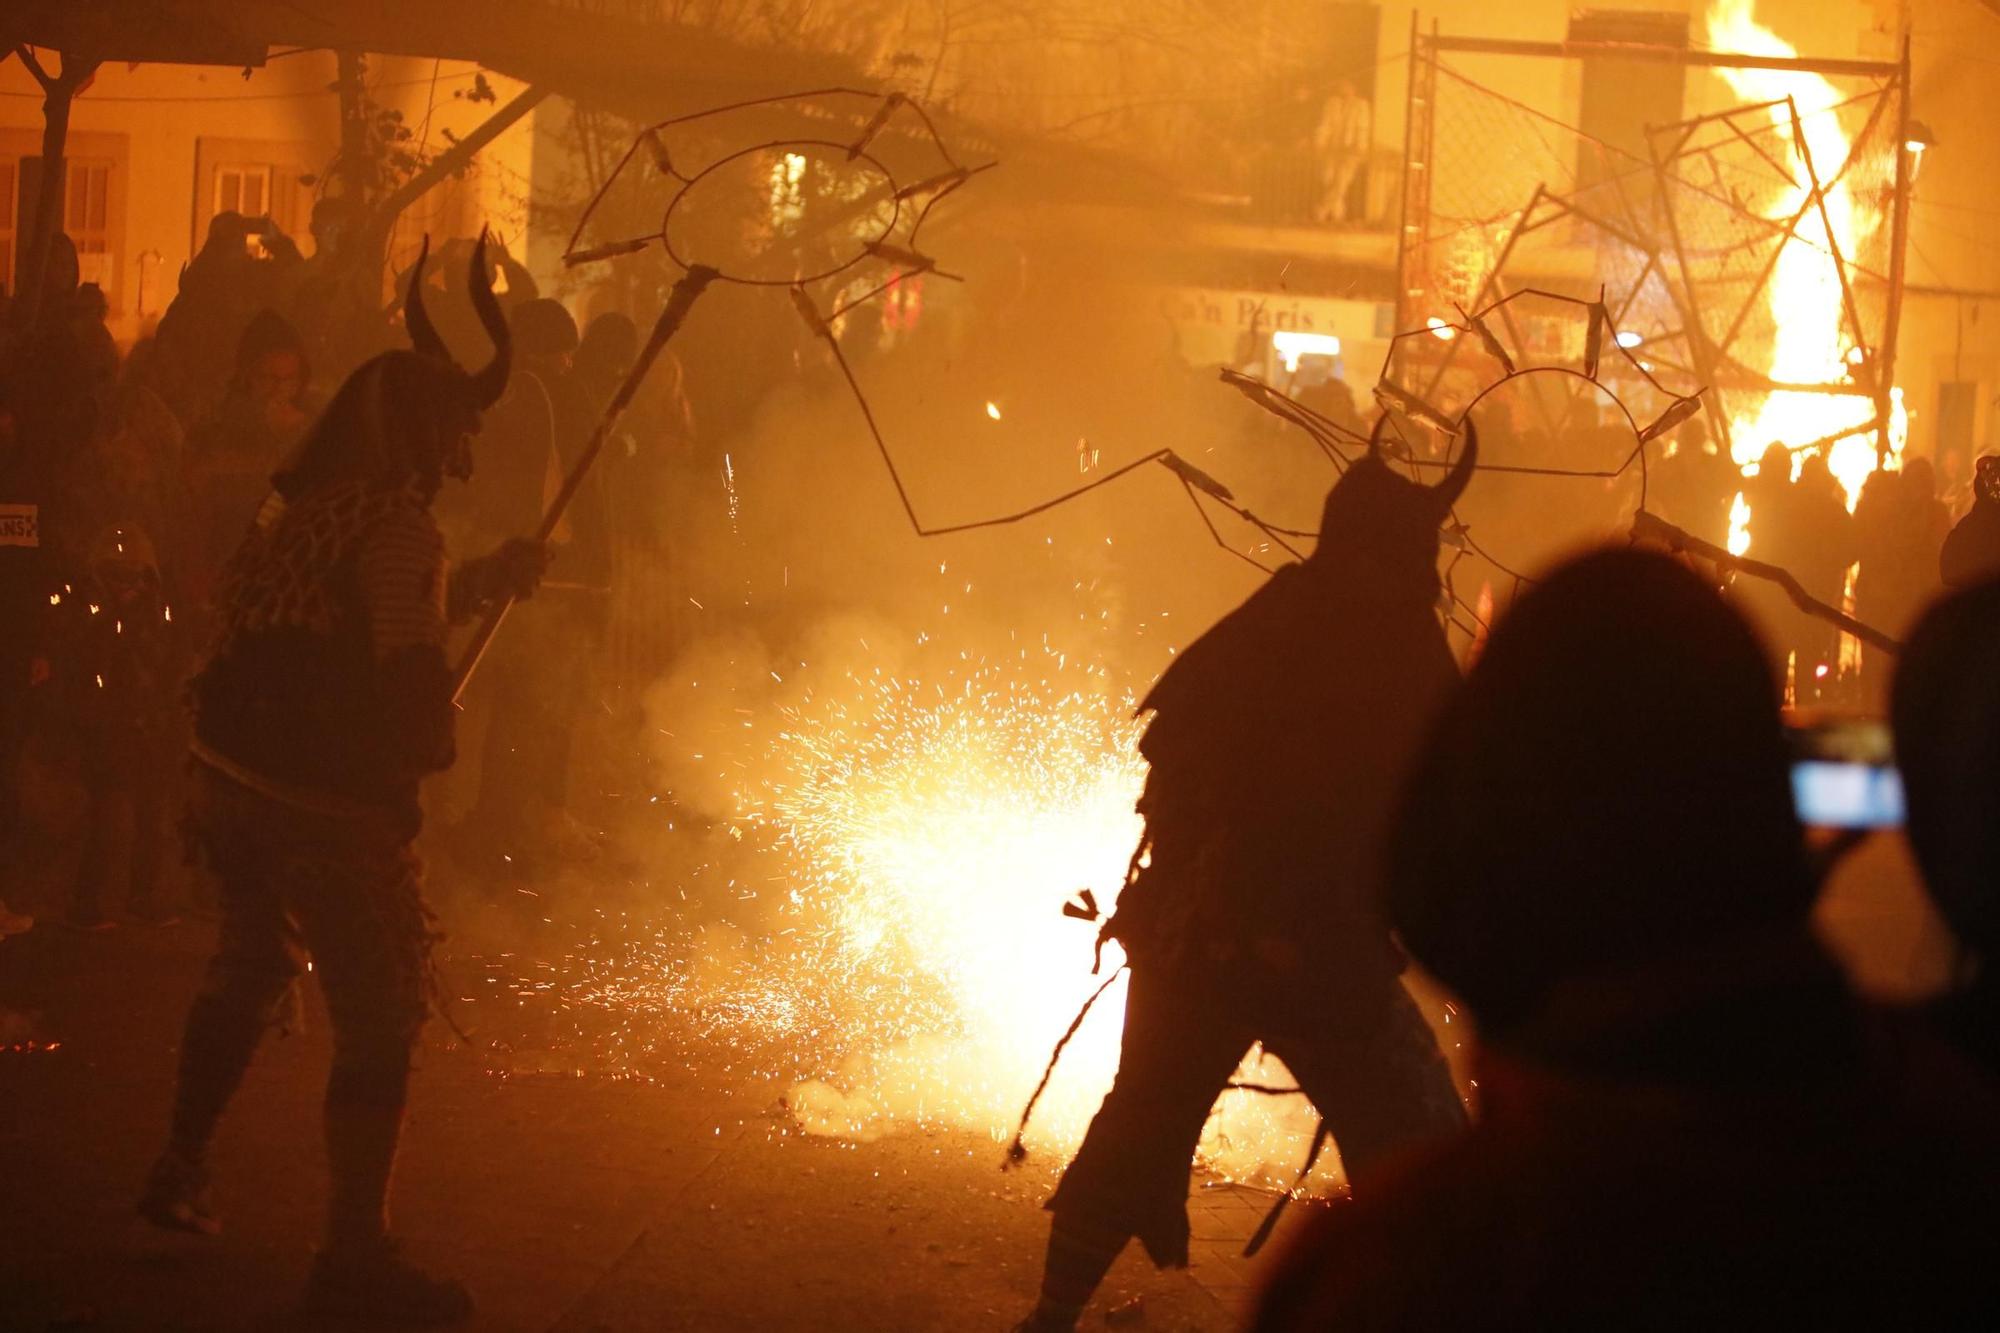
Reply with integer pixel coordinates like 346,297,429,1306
190,478,457,828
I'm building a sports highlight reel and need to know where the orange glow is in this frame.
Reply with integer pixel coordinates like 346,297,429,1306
1707,1,1890,512
667,642,1346,1191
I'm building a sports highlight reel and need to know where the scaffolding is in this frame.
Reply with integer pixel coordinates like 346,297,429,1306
1390,19,1913,467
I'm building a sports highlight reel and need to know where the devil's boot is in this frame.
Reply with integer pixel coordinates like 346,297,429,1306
303,1066,470,1325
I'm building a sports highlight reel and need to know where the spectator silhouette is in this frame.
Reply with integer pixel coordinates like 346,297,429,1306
8,234,101,463
1256,548,2000,1331
1784,453,1854,695
1648,417,1736,550
1892,575,2000,1076
33,522,186,927
452,298,604,875
152,213,299,427
575,311,687,550
67,281,121,393
1855,462,1948,691
182,310,314,630
58,381,188,599
1940,454,2000,589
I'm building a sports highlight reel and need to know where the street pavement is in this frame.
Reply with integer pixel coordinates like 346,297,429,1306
1,794,1950,1333
0,911,1293,1332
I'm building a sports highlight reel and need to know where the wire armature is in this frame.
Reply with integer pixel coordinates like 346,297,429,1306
559,91,1865,651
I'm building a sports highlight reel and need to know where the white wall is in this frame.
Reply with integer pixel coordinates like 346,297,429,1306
0,49,538,343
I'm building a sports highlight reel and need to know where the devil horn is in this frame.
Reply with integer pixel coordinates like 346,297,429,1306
1366,411,1390,461
403,236,448,362
1431,419,1479,516
467,227,511,408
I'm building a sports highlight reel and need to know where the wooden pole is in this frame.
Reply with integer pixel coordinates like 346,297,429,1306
1877,34,1914,467
451,264,719,699
369,85,547,239
1632,510,1900,653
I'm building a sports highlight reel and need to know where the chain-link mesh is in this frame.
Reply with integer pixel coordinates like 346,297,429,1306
1397,56,1904,464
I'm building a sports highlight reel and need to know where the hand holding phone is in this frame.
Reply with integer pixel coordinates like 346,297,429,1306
1787,717,1904,830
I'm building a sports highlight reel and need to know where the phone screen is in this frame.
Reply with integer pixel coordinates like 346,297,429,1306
1790,760,1905,829
1786,717,1903,829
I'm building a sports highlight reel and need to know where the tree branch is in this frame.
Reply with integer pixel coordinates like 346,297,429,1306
366,84,548,242
13,44,53,90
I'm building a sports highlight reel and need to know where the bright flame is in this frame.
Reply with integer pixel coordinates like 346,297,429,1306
1707,0,1888,511
1727,491,1753,556
1426,316,1458,342
985,401,1002,420
468,637,1410,1195
735,651,1334,1182
768,150,808,227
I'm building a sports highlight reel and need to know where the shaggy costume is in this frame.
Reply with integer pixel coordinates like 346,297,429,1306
142,236,528,1326
1021,429,1479,1331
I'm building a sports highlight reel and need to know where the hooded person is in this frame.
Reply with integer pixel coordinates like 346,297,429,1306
1940,454,2000,589
139,233,550,1325
1017,419,1476,1332
182,309,315,630
1256,549,2000,1330
1892,574,2000,1075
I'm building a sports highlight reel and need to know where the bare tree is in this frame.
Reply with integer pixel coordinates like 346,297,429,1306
8,43,102,329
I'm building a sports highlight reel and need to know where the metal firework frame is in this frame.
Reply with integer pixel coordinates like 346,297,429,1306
557,88,1003,530
517,86,1886,658
1232,289,1893,653
555,88,1324,572
1395,19,1913,467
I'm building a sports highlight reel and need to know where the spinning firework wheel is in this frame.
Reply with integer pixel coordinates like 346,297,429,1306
454,89,990,691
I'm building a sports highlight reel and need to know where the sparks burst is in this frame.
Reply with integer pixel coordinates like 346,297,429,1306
474,635,1342,1192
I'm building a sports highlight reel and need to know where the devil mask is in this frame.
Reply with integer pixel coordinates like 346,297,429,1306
1310,414,1477,583
272,231,512,502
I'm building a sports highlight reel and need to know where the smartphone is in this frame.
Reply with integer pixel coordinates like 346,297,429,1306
1786,717,1904,829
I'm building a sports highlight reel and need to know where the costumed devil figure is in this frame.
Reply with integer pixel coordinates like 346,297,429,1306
139,234,548,1325
1018,419,1477,1332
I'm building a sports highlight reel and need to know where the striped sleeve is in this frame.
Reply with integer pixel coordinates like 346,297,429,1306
356,505,448,662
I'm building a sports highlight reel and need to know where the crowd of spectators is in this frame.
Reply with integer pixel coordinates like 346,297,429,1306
1254,547,2000,1329
5,198,2000,1329
0,210,688,933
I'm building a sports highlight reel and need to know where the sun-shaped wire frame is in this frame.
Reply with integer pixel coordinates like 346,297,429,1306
560,88,999,537
564,89,981,283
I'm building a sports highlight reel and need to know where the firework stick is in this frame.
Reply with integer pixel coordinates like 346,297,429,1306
452,264,720,699
1630,510,1901,654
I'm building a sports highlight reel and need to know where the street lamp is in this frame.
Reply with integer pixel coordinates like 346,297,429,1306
1904,119,1937,184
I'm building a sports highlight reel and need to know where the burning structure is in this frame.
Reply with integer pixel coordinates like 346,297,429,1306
1391,5,1915,573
